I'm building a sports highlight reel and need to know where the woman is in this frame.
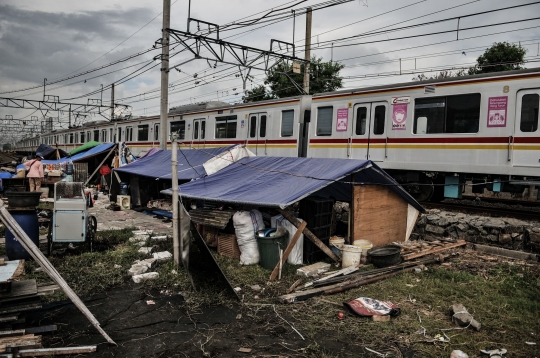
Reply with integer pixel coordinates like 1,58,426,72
24,155,44,192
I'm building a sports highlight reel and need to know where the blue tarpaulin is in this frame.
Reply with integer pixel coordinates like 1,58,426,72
41,143,115,165
114,146,233,180
162,156,424,211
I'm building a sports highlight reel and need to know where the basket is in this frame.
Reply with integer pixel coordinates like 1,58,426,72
217,234,241,259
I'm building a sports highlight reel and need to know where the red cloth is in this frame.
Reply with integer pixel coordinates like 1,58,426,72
99,164,111,175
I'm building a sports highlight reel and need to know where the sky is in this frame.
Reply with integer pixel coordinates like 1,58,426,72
1,0,539,142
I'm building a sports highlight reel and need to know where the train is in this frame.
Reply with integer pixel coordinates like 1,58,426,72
14,67,540,201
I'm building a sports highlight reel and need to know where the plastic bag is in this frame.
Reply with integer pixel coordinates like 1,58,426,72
272,215,303,265
233,210,265,265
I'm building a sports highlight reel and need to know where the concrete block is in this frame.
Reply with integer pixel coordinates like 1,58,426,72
153,251,173,262
132,272,159,283
128,264,148,276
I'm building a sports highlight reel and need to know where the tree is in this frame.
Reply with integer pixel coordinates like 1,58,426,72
468,42,527,75
412,69,465,81
242,85,274,103
243,56,344,102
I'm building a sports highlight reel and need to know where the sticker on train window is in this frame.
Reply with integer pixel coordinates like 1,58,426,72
392,103,407,130
336,108,348,132
487,96,508,127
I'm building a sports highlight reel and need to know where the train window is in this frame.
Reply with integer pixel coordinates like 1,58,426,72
118,128,122,142
249,116,257,138
93,130,99,141
215,116,237,138
154,124,160,141
373,106,386,135
87,131,91,142
316,106,333,136
126,127,133,142
520,94,539,132
101,129,107,142
201,121,205,139
355,107,367,135
281,110,294,137
138,125,149,141
75,133,79,143
109,128,113,142
194,121,199,139
80,132,85,143
64,134,68,144
69,133,74,144
170,121,186,139
414,93,480,134
260,115,267,138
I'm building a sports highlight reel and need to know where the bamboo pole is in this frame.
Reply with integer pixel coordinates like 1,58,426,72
0,199,116,345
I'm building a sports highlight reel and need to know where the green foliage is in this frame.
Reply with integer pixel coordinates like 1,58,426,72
243,56,344,102
468,41,527,74
412,69,466,81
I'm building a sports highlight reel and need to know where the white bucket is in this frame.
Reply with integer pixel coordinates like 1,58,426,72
353,239,373,264
341,244,362,268
330,236,345,257
40,187,49,199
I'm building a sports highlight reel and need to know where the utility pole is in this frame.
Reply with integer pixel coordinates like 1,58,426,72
171,132,179,265
160,0,171,150
68,105,71,128
110,83,115,121
303,7,312,94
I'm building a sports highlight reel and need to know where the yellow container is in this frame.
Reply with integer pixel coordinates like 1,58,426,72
353,239,373,264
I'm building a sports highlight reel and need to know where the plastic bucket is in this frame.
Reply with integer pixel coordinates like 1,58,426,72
5,210,39,260
341,244,362,268
353,239,373,264
330,236,345,257
40,187,49,199
256,229,289,270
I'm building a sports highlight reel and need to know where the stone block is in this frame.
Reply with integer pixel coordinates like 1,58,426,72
503,218,530,227
436,217,450,227
490,229,500,235
457,223,469,231
487,235,498,242
483,218,506,229
529,233,540,243
426,215,440,224
499,234,512,245
425,224,445,235
416,215,427,226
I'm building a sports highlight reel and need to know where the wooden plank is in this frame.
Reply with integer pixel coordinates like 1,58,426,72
0,330,24,338
25,325,57,335
11,261,25,281
277,209,340,263
473,244,539,261
352,185,408,246
0,334,37,344
402,240,466,261
0,316,18,324
0,280,37,299
269,221,307,281
36,284,60,296
0,302,42,315
18,346,97,356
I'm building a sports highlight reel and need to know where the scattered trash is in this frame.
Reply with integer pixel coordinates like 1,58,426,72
450,349,469,358
114,264,122,269
414,267,423,273
34,267,42,273
344,297,400,318
171,269,177,275
525,342,536,345
236,314,242,320
480,348,507,357
129,235,149,243
237,347,252,353
365,347,388,357
153,251,172,262
138,247,153,254
128,264,148,276
151,235,168,241
337,312,345,320
233,287,242,293
372,315,391,322
297,262,331,277
146,300,155,305
132,272,159,283
133,230,153,235
254,295,259,299
250,284,261,291
452,303,481,331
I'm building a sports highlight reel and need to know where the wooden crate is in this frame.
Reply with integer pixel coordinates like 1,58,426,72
217,234,241,259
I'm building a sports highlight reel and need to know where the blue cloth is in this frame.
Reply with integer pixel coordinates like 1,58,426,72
114,146,233,181
0,173,12,179
161,156,424,211
41,143,115,164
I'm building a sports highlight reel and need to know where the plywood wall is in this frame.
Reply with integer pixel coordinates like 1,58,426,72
351,185,408,247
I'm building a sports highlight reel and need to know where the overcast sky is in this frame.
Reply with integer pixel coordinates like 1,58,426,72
1,0,539,140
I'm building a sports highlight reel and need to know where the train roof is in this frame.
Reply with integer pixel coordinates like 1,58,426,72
313,66,540,99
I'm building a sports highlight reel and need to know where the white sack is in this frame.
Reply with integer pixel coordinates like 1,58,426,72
233,210,265,265
272,215,304,265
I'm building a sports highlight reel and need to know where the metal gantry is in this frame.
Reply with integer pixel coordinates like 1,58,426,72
0,97,131,117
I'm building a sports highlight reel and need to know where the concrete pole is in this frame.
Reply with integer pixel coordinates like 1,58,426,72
303,7,312,94
171,133,179,265
160,0,171,150
110,83,115,121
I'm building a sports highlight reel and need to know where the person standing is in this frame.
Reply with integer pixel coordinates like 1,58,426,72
24,156,44,192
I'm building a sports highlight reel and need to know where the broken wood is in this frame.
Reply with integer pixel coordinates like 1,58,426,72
17,346,97,356
402,240,466,261
25,325,57,335
473,244,538,261
270,221,307,281
0,330,25,338
286,279,302,294
277,208,340,263
305,266,358,288
0,199,116,345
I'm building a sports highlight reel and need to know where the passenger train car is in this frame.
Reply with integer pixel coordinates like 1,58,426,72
14,67,540,201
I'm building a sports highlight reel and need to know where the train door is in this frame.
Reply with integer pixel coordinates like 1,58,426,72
192,119,206,148
513,90,540,167
247,112,267,155
350,102,387,161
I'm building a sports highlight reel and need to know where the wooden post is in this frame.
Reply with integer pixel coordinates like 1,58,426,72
84,144,117,186
0,199,116,345
277,208,340,263
270,221,307,281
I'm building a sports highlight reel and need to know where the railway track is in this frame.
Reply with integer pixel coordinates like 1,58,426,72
423,201,540,221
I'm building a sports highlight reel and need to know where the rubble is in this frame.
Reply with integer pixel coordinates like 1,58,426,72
132,272,159,283
451,303,481,331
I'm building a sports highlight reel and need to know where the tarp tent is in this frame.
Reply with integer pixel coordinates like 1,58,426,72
114,146,237,181
41,143,115,165
35,144,68,160
162,156,424,211
69,141,101,156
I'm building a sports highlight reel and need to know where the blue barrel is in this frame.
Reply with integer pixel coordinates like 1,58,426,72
5,210,39,260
